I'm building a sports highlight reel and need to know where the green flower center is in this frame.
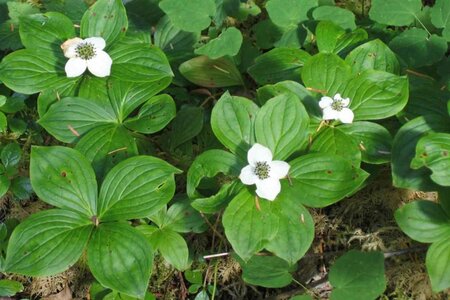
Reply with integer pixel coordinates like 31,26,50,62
331,100,344,111
254,162,270,180
76,43,96,60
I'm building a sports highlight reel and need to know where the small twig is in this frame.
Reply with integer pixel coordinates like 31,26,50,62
107,147,127,155
203,252,230,260
406,69,435,81
306,87,327,94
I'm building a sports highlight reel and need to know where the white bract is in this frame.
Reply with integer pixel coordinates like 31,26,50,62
239,143,290,201
61,37,112,78
319,93,354,124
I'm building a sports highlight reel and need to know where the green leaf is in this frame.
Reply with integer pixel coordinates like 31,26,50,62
30,146,98,217
154,15,199,56
0,279,23,296
426,237,450,292
109,43,173,83
0,112,5,133
155,198,205,233
265,184,314,265
39,97,117,143
42,0,88,23
289,153,368,207
191,181,243,214
87,222,153,298
223,188,279,261
0,21,22,51
310,127,361,167
431,0,450,41
255,93,309,160
329,250,386,300
315,21,367,54
339,122,392,164
7,2,39,23
252,20,283,50
98,156,180,221
266,0,318,28
211,92,259,159
5,209,93,276
195,27,242,59
342,70,409,120
0,49,77,95
19,12,75,52
312,6,356,30
391,115,450,191
389,29,447,68
107,79,172,122
369,0,422,26
159,0,216,32
0,173,9,198
411,133,450,186
169,106,204,149
187,149,244,199
1,143,21,174
75,124,139,179
240,255,293,288
80,0,128,46
395,200,450,243
124,94,176,134
10,177,32,200
248,48,311,85
147,228,189,270
301,53,351,96
345,39,400,75
179,56,244,87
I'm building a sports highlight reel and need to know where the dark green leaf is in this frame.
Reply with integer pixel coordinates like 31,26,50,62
98,156,180,221
80,0,128,46
195,27,243,59
30,146,98,217
211,92,259,158
248,48,310,85
159,0,216,32
87,222,153,298
169,106,204,149
240,255,293,288
426,237,450,292
5,209,93,276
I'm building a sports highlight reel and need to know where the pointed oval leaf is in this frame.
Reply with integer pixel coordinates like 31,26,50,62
313,6,356,30
255,93,309,160
109,43,173,83
411,133,450,186
339,121,392,164
301,53,351,96
19,12,76,52
147,228,189,270
211,92,259,159
289,153,368,207
169,106,204,150
345,39,400,75
426,237,450,292
0,50,77,95
39,97,117,143
98,156,180,221
124,94,176,134
431,0,450,41
265,183,314,265
0,279,24,297
240,255,293,288
342,70,408,121
248,48,311,85
30,146,98,217
87,222,153,298
179,56,244,88
5,209,93,276
395,200,450,243
75,124,139,180
80,0,128,46
223,188,279,261
266,0,318,28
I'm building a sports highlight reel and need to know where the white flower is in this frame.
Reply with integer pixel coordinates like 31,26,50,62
239,143,290,201
319,93,354,124
61,37,112,78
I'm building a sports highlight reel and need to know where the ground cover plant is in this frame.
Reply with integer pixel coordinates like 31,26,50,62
0,0,449,299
